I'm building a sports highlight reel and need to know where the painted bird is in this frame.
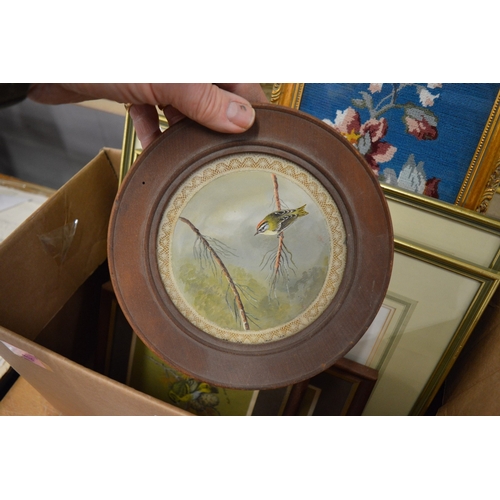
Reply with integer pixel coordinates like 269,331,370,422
255,204,308,236
169,379,218,405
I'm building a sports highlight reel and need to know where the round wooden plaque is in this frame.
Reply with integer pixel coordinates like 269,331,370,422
108,104,393,389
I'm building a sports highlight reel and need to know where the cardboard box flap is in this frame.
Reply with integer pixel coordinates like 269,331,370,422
0,149,120,340
0,325,191,415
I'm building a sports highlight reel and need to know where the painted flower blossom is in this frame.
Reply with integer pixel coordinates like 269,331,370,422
324,107,397,174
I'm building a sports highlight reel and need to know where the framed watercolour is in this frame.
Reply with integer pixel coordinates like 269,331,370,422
96,287,292,415
345,292,417,370
357,238,500,415
110,104,393,390
127,336,296,416
271,83,500,212
383,184,500,270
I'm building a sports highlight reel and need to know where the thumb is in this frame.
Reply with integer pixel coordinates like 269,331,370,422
166,84,257,133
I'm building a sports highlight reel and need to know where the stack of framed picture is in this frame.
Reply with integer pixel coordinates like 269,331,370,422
345,188,500,414
96,278,380,415
118,83,500,415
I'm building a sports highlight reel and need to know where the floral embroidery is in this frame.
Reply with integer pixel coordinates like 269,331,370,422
424,177,441,198
324,112,396,175
418,86,440,107
323,83,441,198
403,107,439,140
368,83,383,94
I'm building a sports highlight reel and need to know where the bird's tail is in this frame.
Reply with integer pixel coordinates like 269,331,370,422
295,205,309,217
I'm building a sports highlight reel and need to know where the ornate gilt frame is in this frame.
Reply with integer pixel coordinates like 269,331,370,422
271,83,500,213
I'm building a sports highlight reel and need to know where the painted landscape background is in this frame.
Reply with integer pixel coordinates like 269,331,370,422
169,169,333,332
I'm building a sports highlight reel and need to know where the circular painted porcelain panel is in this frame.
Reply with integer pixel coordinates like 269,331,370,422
157,153,347,344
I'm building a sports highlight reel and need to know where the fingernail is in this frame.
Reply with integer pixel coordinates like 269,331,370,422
226,101,255,129
128,104,161,148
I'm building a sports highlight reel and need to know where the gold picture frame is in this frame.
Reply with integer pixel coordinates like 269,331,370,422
383,184,500,271
360,238,500,415
119,112,169,185
346,185,500,414
271,83,500,213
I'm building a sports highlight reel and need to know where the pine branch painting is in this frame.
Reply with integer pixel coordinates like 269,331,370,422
158,153,346,343
179,216,250,330
253,173,309,299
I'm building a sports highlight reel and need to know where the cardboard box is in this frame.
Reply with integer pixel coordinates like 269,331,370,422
437,286,500,415
0,149,190,415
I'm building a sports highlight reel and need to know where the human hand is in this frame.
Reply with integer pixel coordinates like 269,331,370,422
28,83,269,148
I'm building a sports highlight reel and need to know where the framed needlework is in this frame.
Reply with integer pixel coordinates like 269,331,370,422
271,83,500,212
110,104,393,390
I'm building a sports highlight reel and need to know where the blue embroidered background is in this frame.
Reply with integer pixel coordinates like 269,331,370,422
299,83,500,204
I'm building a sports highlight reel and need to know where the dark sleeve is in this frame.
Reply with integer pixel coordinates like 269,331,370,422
0,83,31,108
